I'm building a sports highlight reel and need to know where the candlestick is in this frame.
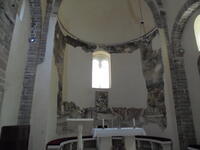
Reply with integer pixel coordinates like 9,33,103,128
111,119,113,128
102,119,105,128
133,118,136,128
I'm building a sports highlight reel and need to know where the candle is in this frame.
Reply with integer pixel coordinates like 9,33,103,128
133,118,136,128
102,119,105,128
111,119,113,128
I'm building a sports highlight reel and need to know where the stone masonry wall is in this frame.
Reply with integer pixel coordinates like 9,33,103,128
170,1,200,149
149,0,198,148
0,0,20,115
18,0,53,125
18,0,42,125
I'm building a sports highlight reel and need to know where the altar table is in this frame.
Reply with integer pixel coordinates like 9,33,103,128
92,128,146,150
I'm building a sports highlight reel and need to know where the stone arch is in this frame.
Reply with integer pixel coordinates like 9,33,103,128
170,0,200,149
144,0,163,28
171,0,200,56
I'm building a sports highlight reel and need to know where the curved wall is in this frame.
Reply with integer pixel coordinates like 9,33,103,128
65,46,147,108
61,32,179,149
182,9,200,144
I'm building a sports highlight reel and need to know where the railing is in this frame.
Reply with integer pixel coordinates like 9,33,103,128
46,135,172,150
46,136,95,150
135,136,172,150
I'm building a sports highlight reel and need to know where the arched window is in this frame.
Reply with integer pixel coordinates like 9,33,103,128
92,51,111,89
194,15,200,51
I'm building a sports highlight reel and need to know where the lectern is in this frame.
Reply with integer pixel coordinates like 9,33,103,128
66,118,94,150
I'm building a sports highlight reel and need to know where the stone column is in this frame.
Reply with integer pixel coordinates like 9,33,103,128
159,28,180,150
18,0,53,125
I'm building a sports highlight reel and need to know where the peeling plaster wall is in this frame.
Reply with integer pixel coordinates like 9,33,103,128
0,0,30,127
61,33,179,149
182,9,200,144
62,47,69,104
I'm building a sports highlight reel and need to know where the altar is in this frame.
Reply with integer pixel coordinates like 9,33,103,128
92,127,146,150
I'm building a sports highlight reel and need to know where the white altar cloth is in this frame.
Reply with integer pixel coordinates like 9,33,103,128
92,127,146,137
93,128,146,150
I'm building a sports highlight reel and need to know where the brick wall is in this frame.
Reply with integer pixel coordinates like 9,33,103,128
170,0,200,149
146,0,199,148
0,0,20,114
18,0,53,125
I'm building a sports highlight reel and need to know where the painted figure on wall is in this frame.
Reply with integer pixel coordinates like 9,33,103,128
140,39,166,128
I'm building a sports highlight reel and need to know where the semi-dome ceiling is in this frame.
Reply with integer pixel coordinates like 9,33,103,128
58,0,155,45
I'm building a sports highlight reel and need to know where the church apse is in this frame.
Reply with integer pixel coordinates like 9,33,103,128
53,24,167,135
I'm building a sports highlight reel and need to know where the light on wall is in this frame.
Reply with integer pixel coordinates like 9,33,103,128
194,15,200,51
92,51,111,89
29,37,36,43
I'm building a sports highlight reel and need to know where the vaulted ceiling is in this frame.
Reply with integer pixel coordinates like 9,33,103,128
58,0,155,44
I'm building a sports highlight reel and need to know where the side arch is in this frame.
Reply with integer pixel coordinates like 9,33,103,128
170,0,200,149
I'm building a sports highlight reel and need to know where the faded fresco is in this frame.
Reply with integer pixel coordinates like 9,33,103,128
140,41,166,128
54,24,166,135
95,91,109,113
54,23,66,115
